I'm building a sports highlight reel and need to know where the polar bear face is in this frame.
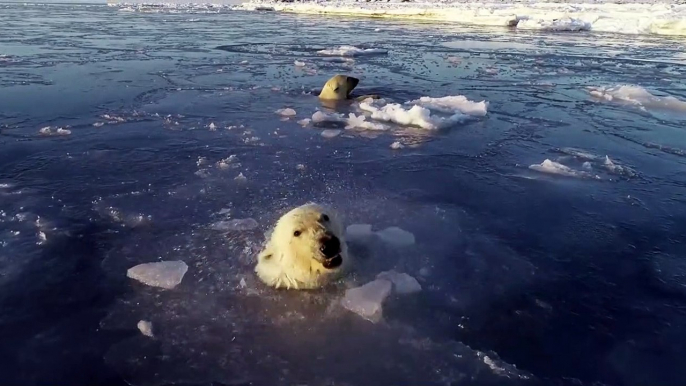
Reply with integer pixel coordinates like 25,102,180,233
318,74,359,101
255,203,349,290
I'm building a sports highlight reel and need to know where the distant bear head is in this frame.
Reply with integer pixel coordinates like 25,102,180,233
255,203,349,290
318,74,359,101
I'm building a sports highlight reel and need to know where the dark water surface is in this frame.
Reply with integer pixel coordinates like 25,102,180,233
1,3,686,386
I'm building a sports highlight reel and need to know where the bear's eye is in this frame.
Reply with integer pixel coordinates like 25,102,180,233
293,230,302,237
321,214,329,222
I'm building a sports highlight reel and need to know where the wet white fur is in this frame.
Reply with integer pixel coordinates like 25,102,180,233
255,203,349,290
318,74,357,101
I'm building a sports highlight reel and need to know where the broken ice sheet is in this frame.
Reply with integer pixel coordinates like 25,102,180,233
127,260,188,290
137,320,154,337
341,279,392,323
376,270,422,294
375,226,415,247
210,218,258,231
345,223,374,243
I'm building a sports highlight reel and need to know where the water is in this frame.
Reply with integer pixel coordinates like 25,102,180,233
1,2,686,386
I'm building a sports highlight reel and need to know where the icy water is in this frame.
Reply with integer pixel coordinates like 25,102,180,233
2,2,686,386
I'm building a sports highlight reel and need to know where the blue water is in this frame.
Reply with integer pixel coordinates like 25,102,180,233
2,2,686,386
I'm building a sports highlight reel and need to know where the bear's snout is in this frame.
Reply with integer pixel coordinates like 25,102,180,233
319,232,341,259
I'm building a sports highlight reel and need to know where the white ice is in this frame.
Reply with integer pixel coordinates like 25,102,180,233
603,155,636,177
345,113,388,131
529,159,586,178
137,320,154,337
390,141,405,150
588,85,686,113
275,108,297,117
405,95,488,117
38,126,71,136
238,0,686,37
317,45,388,57
517,16,591,31
321,129,341,138
345,223,375,243
375,226,415,247
309,94,486,132
376,270,422,294
126,260,189,290
341,279,393,323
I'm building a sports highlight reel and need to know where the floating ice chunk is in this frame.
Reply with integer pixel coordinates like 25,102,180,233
38,126,71,136
217,155,238,169
321,129,341,138
276,108,297,117
375,226,415,247
196,156,209,166
588,85,686,113
359,97,480,130
101,114,126,123
604,155,636,177
529,159,580,178
208,122,217,130
345,223,374,243
234,172,247,182
210,218,258,231
582,161,593,170
137,320,154,337
341,279,392,323
294,60,306,67
311,110,343,123
406,95,488,117
376,270,422,294
517,17,591,32
317,45,388,57
345,113,387,131
37,231,47,245
93,122,105,127
557,147,601,161
358,102,439,130
127,260,188,290
390,141,405,150
297,118,311,127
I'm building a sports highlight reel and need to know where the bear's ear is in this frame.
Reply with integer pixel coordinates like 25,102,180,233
257,243,274,263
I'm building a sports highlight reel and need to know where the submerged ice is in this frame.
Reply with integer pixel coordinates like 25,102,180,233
127,261,189,290
341,278,393,323
588,85,686,114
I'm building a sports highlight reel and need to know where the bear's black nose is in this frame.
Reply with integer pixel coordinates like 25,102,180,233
319,232,341,259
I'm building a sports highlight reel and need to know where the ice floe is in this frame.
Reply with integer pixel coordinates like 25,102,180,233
238,0,686,37
307,94,487,132
588,85,686,114
127,260,189,290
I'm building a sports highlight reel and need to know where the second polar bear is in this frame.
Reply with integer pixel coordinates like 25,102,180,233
255,203,349,290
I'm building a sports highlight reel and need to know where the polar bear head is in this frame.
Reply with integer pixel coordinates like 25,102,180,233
255,203,349,290
318,74,359,101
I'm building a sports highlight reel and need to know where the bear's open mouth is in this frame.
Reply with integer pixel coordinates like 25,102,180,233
322,255,342,269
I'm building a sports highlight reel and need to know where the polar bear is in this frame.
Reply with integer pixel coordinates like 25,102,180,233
319,74,359,101
254,203,349,290
318,74,381,103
